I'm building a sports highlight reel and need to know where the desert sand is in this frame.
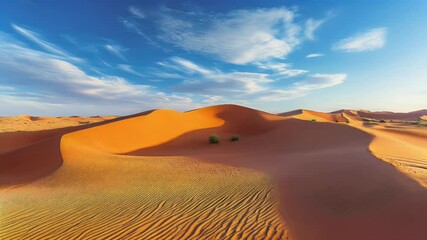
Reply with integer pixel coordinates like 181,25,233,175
1,105,426,239
0,115,117,133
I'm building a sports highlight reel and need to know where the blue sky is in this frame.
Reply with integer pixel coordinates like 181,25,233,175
0,0,426,116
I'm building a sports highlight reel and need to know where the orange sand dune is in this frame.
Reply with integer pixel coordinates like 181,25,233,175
0,115,117,133
1,106,287,239
0,112,151,186
132,106,427,240
283,108,427,186
1,105,426,239
356,109,427,121
279,109,347,122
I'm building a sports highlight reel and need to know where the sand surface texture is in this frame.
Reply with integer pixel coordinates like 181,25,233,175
1,105,426,239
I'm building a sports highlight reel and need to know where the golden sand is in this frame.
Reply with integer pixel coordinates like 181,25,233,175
1,105,426,239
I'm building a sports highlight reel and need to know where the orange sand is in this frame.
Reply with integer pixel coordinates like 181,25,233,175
1,105,426,239
0,115,116,133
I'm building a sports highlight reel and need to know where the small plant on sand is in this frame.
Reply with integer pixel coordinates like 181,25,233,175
209,134,219,144
418,120,427,127
311,119,316,122
230,136,240,142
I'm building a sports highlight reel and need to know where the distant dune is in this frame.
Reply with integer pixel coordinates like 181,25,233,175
1,105,426,239
279,109,347,122
354,109,427,121
0,115,117,133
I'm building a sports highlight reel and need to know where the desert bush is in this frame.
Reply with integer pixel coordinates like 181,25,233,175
230,136,239,141
311,119,316,122
209,134,219,144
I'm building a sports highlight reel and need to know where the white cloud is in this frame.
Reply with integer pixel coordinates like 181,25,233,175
158,7,302,65
259,73,347,101
333,28,387,52
117,64,145,77
119,17,160,47
256,62,308,77
306,53,324,58
0,32,194,115
128,6,145,19
157,57,345,103
0,85,14,91
104,44,128,60
11,23,79,61
304,12,333,40
305,19,324,40
171,57,212,75
159,57,272,95
177,71,272,95
295,73,346,90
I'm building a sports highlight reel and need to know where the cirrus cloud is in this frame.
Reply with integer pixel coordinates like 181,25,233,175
157,7,302,65
333,28,387,52
0,32,194,115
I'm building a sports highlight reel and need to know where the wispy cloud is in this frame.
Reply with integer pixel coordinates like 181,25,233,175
333,28,387,52
171,57,212,75
0,31,194,115
305,19,325,40
11,23,79,61
157,57,344,103
104,44,128,60
158,7,302,65
256,62,308,77
306,53,324,58
119,17,160,47
128,6,145,19
259,73,347,101
159,57,272,95
117,64,145,77
304,11,334,40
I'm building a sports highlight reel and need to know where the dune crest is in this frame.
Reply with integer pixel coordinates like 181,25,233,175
1,105,426,239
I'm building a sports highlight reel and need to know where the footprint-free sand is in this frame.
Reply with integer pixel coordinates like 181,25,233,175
1,105,426,239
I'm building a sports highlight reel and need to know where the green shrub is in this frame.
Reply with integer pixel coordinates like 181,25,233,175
230,136,239,142
311,119,316,122
209,134,219,144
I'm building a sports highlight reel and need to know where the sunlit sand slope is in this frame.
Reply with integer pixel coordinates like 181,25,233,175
1,106,287,239
286,109,427,187
134,106,427,240
279,109,347,122
355,109,427,121
1,105,426,240
0,115,116,133
1,156,286,239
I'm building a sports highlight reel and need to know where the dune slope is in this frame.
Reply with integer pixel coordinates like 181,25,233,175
1,105,426,240
132,106,427,240
1,106,288,239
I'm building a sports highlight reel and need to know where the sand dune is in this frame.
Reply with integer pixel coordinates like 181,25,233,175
283,108,427,186
279,109,347,123
134,106,427,240
1,105,426,239
355,109,427,121
0,115,116,133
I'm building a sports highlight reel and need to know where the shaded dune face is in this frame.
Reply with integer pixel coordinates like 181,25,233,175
120,106,426,240
356,109,427,121
0,111,153,186
279,109,347,123
2,105,426,239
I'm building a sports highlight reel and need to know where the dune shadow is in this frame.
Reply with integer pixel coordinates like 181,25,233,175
126,116,427,240
0,110,155,187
